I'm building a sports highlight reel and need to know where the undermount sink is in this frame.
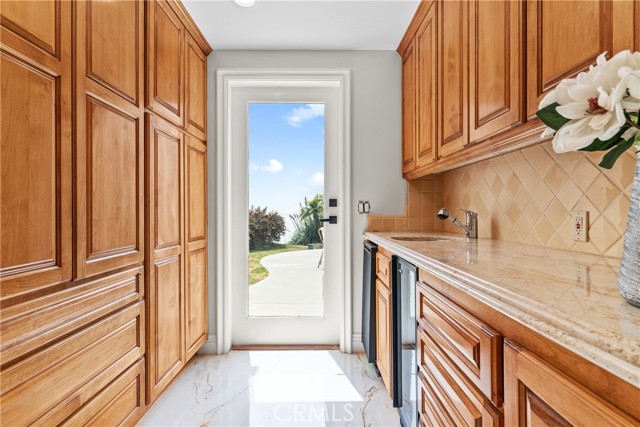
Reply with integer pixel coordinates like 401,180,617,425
390,236,458,242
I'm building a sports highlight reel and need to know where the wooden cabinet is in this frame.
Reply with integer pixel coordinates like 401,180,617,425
185,135,208,359
146,114,185,403
469,0,524,143
1,0,210,424
415,2,438,169
0,0,72,300
75,0,145,279
376,278,393,397
399,0,633,177
504,340,637,427
418,326,502,427
437,0,468,158
147,0,185,126
401,43,417,174
185,33,208,140
417,282,502,406
526,0,614,117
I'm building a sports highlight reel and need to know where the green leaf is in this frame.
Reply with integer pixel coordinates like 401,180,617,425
536,102,571,131
579,126,630,152
598,138,634,169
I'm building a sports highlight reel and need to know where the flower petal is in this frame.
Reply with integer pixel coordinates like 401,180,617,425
556,101,588,119
553,118,601,152
568,83,598,102
539,90,557,109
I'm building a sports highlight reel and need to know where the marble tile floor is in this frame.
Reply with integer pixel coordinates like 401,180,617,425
139,350,401,427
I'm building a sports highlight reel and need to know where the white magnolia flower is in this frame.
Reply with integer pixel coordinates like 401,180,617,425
540,50,640,153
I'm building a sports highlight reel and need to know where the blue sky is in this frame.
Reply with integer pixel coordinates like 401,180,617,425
248,103,324,242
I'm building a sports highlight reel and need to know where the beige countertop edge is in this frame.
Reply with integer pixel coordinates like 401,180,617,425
363,232,640,388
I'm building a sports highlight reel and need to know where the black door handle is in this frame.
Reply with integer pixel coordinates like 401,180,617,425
319,216,337,224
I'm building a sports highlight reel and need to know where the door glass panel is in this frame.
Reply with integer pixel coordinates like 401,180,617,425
247,103,325,318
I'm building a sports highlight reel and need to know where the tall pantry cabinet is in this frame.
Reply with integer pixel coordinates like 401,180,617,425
0,0,211,424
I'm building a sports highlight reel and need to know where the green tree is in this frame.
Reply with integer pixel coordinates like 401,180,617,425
289,195,324,245
248,206,286,250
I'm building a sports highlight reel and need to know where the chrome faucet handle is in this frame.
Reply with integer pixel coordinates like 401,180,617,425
457,208,478,239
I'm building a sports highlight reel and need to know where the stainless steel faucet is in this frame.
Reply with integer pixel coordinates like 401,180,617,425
437,208,478,239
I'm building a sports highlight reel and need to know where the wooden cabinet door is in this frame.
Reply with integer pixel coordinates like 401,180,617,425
376,279,393,397
402,42,417,174
438,0,468,157
469,0,523,143
526,0,614,117
184,135,208,360
415,1,437,169
0,0,72,300
146,114,184,403
504,340,637,427
147,0,184,127
185,32,207,140
74,0,145,279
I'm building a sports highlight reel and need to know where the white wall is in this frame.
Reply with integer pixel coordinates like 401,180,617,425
205,51,405,350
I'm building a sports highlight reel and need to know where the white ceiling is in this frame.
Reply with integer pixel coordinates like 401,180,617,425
182,0,420,50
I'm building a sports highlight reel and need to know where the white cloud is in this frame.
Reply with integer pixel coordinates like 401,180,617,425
285,104,324,127
309,172,324,190
261,159,283,173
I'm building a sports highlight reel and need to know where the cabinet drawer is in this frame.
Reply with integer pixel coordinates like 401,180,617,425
62,359,145,427
0,301,145,426
417,282,502,405
418,326,502,427
1,267,143,365
376,251,392,285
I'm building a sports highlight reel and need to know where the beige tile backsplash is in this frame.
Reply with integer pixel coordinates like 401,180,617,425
368,142,636,258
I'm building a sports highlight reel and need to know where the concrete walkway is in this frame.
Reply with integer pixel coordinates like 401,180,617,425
249,249,323,317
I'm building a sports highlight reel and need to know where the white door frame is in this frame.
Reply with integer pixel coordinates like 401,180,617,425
215,69,352,354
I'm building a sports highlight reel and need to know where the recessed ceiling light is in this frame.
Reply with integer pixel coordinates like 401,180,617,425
234,0,255,7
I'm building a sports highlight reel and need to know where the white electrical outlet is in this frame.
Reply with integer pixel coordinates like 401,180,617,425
571,211,589,242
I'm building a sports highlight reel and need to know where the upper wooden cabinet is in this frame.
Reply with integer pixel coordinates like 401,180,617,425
415,1,437,169
399,0,634,178
147,0,185,127
147,0,211,137
526,0,613,118
437,0,468,158
185,33,208,140
0,0,72,300
401,43,417,174
469,0,524,143
75,0,145,279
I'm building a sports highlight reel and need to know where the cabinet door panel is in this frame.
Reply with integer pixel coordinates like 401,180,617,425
504,340,637,427
147,0,184,126
0,0,71,300
86,99,140,258
155,127,182,250
146,114,184,404
185,135,207,359
402,43,417,174
526,0,613,117
75,0,144,279
438,0,468,157
416,2,437,169
376,279,393,397
1,0,57,55
153,256,183,383
185,32,207,139
87,0,140,103
469,0,523,142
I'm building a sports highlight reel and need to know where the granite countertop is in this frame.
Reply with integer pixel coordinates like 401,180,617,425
363,231,640,387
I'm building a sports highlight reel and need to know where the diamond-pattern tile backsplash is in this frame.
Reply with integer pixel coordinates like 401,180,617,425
368,142,636,258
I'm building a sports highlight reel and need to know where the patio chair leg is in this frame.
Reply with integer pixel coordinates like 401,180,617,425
317,250,324,268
